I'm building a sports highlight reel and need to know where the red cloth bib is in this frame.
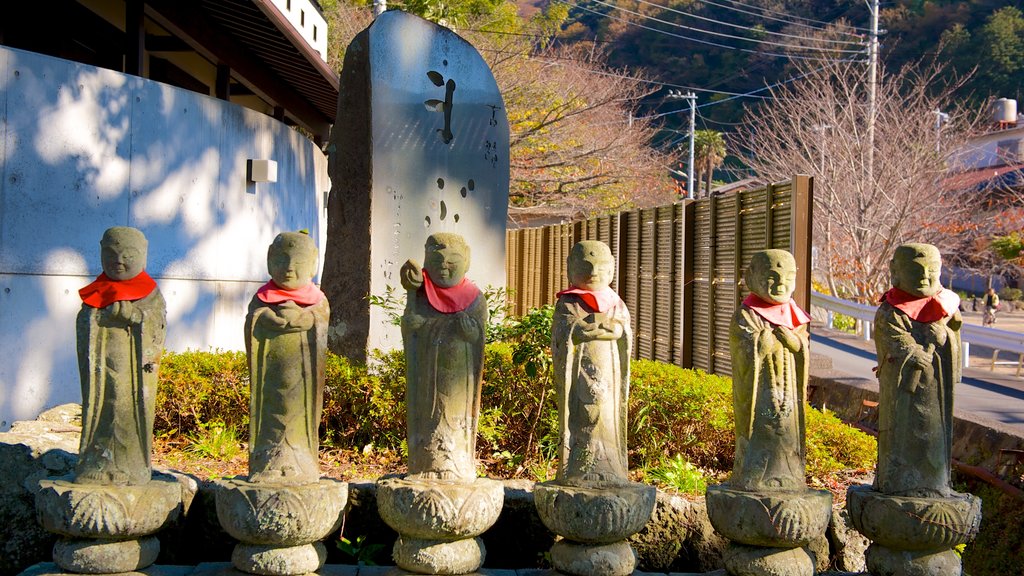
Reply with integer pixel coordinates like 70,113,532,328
556,286,621,313
743,293,811,330
882,287,960,323
422,270,481,313
79,271,158,309
256,280,325,306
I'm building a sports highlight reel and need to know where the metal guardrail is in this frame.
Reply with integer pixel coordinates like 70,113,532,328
811,290,1024,371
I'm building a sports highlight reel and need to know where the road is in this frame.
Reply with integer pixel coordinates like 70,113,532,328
811,327,1024,436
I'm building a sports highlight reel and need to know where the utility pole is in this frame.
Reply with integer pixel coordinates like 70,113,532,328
866,0,879,190
668,89,698,199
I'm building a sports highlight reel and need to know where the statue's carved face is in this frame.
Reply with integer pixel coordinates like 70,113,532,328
892,244,942,298
101,232,146,281
268,236,317,290
748,250,796,305
568,241,614,291
424,242,468,288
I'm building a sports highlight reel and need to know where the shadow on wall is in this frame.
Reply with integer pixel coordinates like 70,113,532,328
0,46,329,430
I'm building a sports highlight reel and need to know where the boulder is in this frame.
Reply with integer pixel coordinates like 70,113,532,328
0,414,81,576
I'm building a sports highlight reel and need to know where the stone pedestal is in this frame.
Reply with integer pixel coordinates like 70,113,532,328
534,481,655,576
214,478,347,576
35,475,182,573
706,485,831,576
847,485,981,576
376,475,503,574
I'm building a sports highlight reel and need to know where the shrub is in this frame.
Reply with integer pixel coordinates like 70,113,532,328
156,350,249,439
154,310,878,489
998,287,1022,302
320,350,406,451
629,360,734,473
804,406,877,480
646,454,708,494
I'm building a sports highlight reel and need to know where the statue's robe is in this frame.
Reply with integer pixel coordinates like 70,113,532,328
245,286,329,485
402,276,486,481
874,288,961,497
729,303,809,491
76,288,166,486
551,290,632,486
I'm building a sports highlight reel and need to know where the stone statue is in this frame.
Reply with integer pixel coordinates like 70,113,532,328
399,232,486,481
551,240,632,486
377,232,502,575
874,243,961,497
846,243,980,576
35,227,180,574
217,232,346,576
535,240,654,576
706,249,830,576
245,231,330,485
75,226,166,486
729,249,810,492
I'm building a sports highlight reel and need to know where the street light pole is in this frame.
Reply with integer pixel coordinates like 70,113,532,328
933,108,949,153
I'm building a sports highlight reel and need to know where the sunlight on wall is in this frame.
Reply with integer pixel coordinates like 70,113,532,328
0,46,329,430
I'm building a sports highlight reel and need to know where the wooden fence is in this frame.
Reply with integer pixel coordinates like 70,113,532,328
505,175,813,377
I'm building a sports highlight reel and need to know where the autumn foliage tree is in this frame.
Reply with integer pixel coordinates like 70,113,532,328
321,0,676,214
740,55,984,301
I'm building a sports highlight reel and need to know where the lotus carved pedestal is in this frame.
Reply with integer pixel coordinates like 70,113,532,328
847,485,981,576
534,481,656,576
215,478,347,576
376,476,503,574
35,475,182,574
706,485,832,576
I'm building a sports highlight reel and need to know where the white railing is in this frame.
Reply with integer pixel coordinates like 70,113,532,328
811,291,1024,371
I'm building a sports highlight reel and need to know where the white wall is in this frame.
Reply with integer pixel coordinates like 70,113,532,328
0,46,329,429
949,126,1024,171
269,0,329,62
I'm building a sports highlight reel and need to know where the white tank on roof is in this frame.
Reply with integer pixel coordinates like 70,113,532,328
993,98,1018,124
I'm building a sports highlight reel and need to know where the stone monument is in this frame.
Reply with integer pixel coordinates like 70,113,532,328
534,240,655,576
376,233,503,574
34,226,182,573
706,249,831,576
215,232,347,576
322,10,509,361
847,243,981,576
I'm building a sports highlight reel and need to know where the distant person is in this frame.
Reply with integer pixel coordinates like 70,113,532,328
983,287,999,327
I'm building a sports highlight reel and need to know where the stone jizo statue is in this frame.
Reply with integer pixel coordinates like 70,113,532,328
552,240,632,486
400,232,486,481
729,249,811,492
845,243,979,576
76,226,166,486
874,243,961,497
245,231,329,485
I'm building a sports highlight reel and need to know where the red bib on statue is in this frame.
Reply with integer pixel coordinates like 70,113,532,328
743,293,811,330
79,272,158,308
556,286,621,313
422,270,481,313
882,287,959,323
256,280,325,306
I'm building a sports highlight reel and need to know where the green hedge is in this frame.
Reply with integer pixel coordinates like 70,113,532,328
155,342,876,488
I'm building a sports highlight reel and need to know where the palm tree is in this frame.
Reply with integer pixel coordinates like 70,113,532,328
693,130,727,197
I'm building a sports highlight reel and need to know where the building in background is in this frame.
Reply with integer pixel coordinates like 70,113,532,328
0,0,338,429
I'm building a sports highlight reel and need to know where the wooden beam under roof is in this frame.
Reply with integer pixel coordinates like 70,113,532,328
144,0,332,140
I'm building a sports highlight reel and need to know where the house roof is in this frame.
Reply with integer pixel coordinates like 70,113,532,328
944,163,1024,193
145,0,339,139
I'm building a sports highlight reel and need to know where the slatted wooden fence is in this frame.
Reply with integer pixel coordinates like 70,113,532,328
505,175,813,376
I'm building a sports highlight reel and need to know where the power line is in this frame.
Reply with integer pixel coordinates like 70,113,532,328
586,0,867,54
561,0,865,62
696,0,871,34
630,0,866,46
